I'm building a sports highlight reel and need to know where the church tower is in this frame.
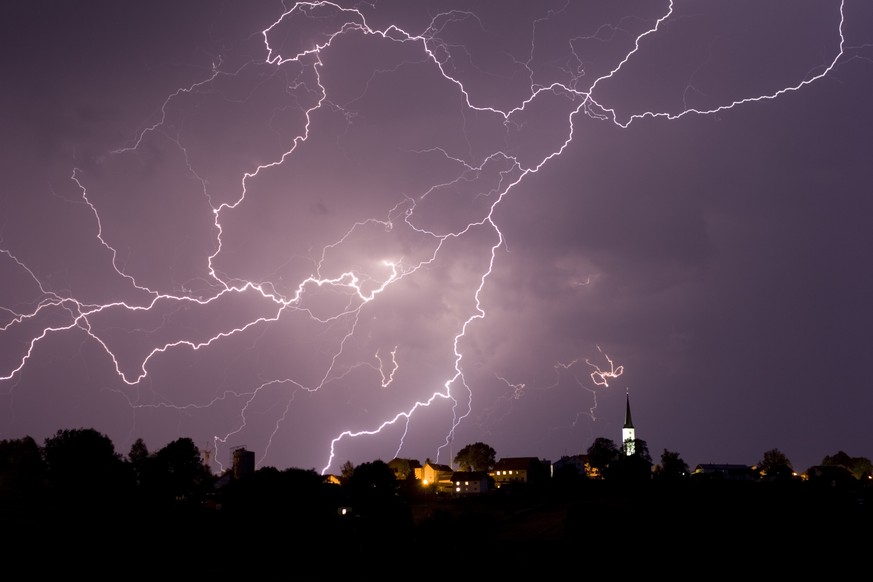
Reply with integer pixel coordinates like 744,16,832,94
622,390,635,456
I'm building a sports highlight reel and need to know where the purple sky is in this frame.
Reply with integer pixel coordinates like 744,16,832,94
2,0,871,476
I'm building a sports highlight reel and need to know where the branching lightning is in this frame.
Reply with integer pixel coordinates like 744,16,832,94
0,1,854,474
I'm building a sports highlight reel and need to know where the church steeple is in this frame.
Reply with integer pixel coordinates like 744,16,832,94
624,390,634,429
622,389,635,456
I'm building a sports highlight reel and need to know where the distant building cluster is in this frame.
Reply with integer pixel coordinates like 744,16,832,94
386,455,553,495
221,392,870,494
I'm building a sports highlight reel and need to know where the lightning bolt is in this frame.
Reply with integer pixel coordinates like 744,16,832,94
586,345,624,388
0,1,856,475
376,346,399,388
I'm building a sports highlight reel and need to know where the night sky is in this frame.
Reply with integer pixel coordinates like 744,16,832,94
2,0,872,476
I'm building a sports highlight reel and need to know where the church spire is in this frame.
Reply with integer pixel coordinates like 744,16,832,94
624,389,634,429
622,389,635,456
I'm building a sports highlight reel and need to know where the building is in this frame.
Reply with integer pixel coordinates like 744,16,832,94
552,454,593,478
490,457,550,488
449,471,490,495
421,459,453,487
232,447,255,480
622,390,635,456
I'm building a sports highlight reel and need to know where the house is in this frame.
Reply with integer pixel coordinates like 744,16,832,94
490,457,550,488
449,471,490,495
421,460,454,487
804,465,858,488
552,454,593,478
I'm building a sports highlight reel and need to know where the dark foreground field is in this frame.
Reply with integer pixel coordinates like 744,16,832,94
5,478,870,574
410,479,871,556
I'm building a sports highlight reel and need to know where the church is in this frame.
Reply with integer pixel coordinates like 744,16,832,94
622,389,635,455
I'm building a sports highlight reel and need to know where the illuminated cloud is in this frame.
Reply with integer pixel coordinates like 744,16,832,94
2,1,871,475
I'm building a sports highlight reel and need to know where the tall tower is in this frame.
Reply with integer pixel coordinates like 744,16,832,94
622,389,635,456
232,446,255,479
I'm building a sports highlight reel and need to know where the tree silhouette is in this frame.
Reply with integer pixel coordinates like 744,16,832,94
340,460,355,482
822,450,854,469
388,457,419,480
822,451,873,480
655,448,689,480
344,459,413,554
586,437,618,478
611,438,653,481
347,460,397,504
222,465,336,519
454,442,496,472
757,448,795,481
152,437,212,505
0,436,45,502
128,437,150,489
42,427,135,513
552,458,587,494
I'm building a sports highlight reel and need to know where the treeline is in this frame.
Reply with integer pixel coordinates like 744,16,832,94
576,436,873,481
3,428,873,515
2,427,873,569
0,427,419,565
